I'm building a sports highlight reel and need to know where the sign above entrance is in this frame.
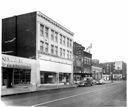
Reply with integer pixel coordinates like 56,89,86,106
2,54,35,69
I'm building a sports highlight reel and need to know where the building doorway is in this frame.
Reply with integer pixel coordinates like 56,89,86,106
2,67,13,88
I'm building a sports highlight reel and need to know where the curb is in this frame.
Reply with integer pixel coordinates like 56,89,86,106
1,86,76,97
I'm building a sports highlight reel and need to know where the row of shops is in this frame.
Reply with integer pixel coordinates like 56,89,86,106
2,54,72,90
2,53,104,90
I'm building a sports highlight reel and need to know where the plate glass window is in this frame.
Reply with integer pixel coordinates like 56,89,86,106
40,41,44,53
51,45,54,54
45,43,49,53
40,24,44,37
45,27,49,38
51,30,54,41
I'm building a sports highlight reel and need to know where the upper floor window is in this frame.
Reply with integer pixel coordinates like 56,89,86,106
63,36,65,45
51,30,54,41
45,43,49,53
45,27,49,38
67,50,69,59
60,34,62,44
55,46,58,56
40,41,44,53
67,38,69,47
70,51,72,59
63,49,65,57
51,45,54,54
60,48,62,57
55,32,58,43
70,39,72,48
84,58,87,64
40,24,44,37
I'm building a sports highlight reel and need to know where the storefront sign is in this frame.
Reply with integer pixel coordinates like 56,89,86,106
113,74,122,79
2,54,32,69
2,55,23,64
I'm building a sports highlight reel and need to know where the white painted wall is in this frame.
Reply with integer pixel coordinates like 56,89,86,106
39,59,72,73
35,11,74,84
36,11,73,60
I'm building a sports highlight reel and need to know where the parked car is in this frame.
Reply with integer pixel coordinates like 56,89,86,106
77,78,93,87
96,79,105,85
92,79,97,85
74,80,81,84
77,80,86,87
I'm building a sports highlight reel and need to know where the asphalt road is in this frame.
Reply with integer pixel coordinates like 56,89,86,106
1,81,126,107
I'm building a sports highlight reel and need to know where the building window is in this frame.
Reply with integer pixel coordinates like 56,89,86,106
45,43,49,53
86,58,88,64
51,30,54,41
55,32,58,43
45,27,49,38
55,46,58,56
70,39,72,48
51,45,54,54
70,51,72,59
40,41,44,53
63,36,65,45
63,49,65,57
88,59,90,65
40,24,44,37
67,38,69,47
85,58,87,64
14,69,30,85
60,48,62,57
67,50,69,59
60,34,62,44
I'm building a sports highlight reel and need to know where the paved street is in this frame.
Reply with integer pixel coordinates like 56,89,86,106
1,81,126,107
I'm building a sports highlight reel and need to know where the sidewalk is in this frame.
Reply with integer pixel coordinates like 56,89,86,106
1,84,76,97
1,81,123,96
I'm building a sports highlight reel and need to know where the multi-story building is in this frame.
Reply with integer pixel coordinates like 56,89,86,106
73,42,92,82
83,51,92,77
73,42,85,81
101,61,127,80
101,62,115,80
114,61,127,80
2,11,74,91
91,59,103,81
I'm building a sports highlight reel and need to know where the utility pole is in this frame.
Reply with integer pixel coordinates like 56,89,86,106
111,64,113,83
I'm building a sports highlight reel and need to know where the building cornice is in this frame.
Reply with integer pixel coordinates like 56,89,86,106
37,11,74,36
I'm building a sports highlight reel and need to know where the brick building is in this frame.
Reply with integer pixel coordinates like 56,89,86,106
73,42,92,82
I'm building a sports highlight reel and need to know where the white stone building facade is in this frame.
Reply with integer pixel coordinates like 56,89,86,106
35,11,74,85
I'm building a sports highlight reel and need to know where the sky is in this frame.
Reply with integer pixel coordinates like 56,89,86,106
0,0,128,63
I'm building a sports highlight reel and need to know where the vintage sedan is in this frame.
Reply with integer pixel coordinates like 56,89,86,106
96,79,105,85
77,78,93,87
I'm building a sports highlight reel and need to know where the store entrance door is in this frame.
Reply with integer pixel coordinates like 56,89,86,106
2,68,13,88
7,68,13,88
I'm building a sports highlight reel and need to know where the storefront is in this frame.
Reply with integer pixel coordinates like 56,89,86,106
39,57,73,85
92,66,102,81
2,54,36,88
40,71,57,84
2,68,31,88
102,74,110,80
59,73,70,84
